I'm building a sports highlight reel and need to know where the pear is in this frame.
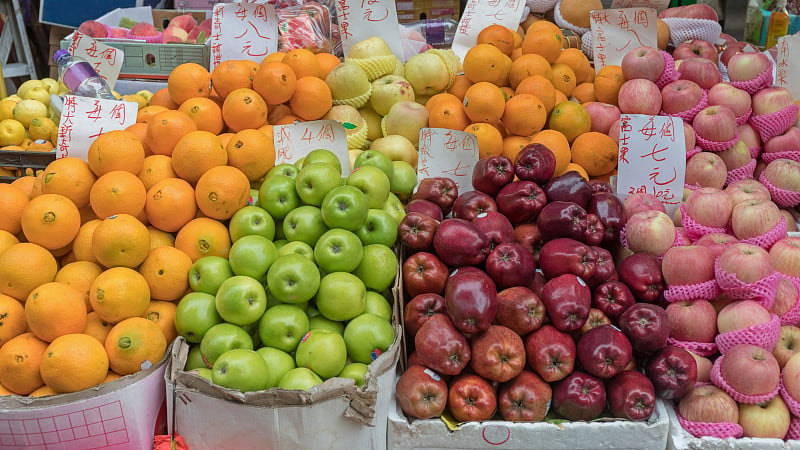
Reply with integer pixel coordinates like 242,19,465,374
370,134,417,168
381,101,429,147
404,52,450,96
369,75,414,116
325,62,371,108
346,36,392,59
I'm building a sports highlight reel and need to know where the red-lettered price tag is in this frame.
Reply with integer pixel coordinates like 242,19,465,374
56,95,137,161
451,0,526,61
67,32,123,89
417,128,479,194
590,7,657,72
273,120,350,175
334,0,403,59
210,2,278,70
776,35,800,101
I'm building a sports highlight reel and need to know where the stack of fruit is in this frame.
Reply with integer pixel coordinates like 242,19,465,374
77,15,213,44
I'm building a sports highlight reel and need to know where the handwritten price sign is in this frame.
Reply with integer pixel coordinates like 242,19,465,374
56,96,137,161
610,0,669,12
776,35,800,101
334,0,403,60
590,7,658,71
211,2,278,70
67,32,123,89
273,120,350,176
451,0,526,61
616,114,685,216
417,128,479,194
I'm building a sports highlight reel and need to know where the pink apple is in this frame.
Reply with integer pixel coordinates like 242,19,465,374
754,159,769,180
684,122,697,153
784,352,800,401
724,179,771,207
763,158,800,193
720,42,760,67
130,22,160,37
688,350,714,383
162,26,188,43
676,58,721,90
685,187,734,228
696,233,739,259
764,127,800,154
659,4,719,21
782,210,798,232
167,14,198,33
685,152,728,189
730,199,781,239
707,83,752,119
77,20,109,38
673,39,719,63
667,300,718,343
773,325,800,368
622,192,667,222
693,105,738,142
717,299,772,333
660,80,704,115
738,395,791,439
770,277,799,317
770,237,800,278
625,210,675,256
678,385,739,423
752,86,795,116
727,52,771,82
662,245,716,286
617,79,662,115
608,119,620,143
717,140,752,171
719,344,780,396
621,46,666,82
737,123,761,150
717,243,775,284
583,102,620,134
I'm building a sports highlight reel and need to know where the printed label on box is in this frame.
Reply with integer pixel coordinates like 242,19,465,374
273,120,350,176
210,2,279,70
590,7,658,72
334,0,404,60
615,114,685,216
56,95,137,161
610,0,669,12
776,35,800,101
67,32,123,89
417,128,479,194
451,0,526,61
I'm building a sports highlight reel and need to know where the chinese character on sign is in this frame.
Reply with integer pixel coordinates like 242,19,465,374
56,96,136,161
211,3,278,70
273,120,350,175
417,128,480,194
66,32,123,88
334,0,402,59
451,0,525,60
591,7,657,71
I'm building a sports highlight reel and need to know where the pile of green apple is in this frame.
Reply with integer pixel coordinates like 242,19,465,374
174,148,413,393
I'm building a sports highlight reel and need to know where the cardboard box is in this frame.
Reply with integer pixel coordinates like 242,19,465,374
0,349,169,449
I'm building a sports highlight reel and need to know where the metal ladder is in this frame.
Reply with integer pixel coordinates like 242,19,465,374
0,0,37,94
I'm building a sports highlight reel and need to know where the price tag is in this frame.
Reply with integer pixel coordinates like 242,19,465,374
590,7,658,72
273,120,350,176
450,0,526,61
610,0,669,13
56,95,137,161
210,2,279,71
615,114,686,216
334,0,403,60
67,31,123,89
776,35,800,101
417,128,479,194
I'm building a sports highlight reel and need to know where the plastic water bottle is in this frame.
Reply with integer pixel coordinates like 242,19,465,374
52,49,116,100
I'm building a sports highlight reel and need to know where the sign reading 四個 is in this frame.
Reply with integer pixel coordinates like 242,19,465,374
417,128,479,195
450,0,526,61
67,31,123,89
590,7,658,72
210,2,278,71
334,0,403,60
56,95,137,161
273,120,350,176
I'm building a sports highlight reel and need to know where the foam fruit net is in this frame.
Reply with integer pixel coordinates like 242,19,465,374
714,260,780,309
527,0,558,14
724,159,756,186
749,103,800,143
729,61,774,95
714,314,781,354
739,214,788,249
667,337,718,357
664,279,721,303
656,51,680,89
760,172,800,208
661,89,707,123
760,150,800,164
780,378,800,418
680,204,727,241
695,132,739,153
553,1,590,35
662,17,722,47
711,355,780,403
676,413,743,439
787,417,800,440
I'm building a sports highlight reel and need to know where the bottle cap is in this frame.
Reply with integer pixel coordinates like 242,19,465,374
53,49,70,63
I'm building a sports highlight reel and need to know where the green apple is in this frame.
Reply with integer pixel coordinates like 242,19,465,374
353,149,394,181
355,208,398,247
184,344,209,370
228,235,278,282
215,275,268,326
241,321,263,348
309,315,345,335
353,244,397,292
315,272,366,322
267,253,321,304
295,163,343,206
338,362,368,387
364,291,393,321
278,367,323,390
274,239,288,250
283,205,329,246
175,291,223,343
295,329,347,379
313,228,363,273
382,192,406,225
294,157,306,169
256,347,296,389
212,349,269,392
229,205,275,242
258,304,309,352
189,256,234,295
307,306,320,318
274,221,285,240
265,163,300,180
259,174,301,220
302,148,342,175
320,185,369,230
346,165,390,208
200,323,254,366
196,367,213,381
343,313,395,364
277,240,315,263
390,160,417,201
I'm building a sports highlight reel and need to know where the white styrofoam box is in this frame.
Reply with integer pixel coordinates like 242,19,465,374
665,400,800,449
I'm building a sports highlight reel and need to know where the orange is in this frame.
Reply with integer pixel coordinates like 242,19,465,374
167,62,211,105
55,260,103,312
0,332,48,395
0,384,13,395
463,82,507,124
179,97,225,135
594,65,625,106
572,83,596,103
211,59,254,99
253,62,298,105
71,219,101,265
530,129,572,175
261,51,286,66
510,47,523,61
554,89,568,106
90,170,147,219
137,105,169,124
194,165,250,220
126,122,153,156
509,54,553,89
0,294,26,347
462,43,506,84
40,157,97,208
218,132,235,148
282,48,321,79
21,193,80,250
555,48,593,85
273,113,302,125
522,21,564,63
90,266,151,323
477,24,515,56
563,162,589,179
29,384,58,397
148,226,174,249
501,135,532,162
103,371,122,383
92,213,150,269
84,311,113,343
551,63,577,97
548,101,592,144
316,52,341,79
145,109,198,156
447,74,474,101
138,154,177,192
87,130,146,176
0,230,18,255
497,54,513,87
289,76,333,121
174,217,231,261
267,103,294,125
502,93,547,136
0,183,28,234
426,93,470,130
40,333,109,393
221,88,268,132
30,171,45,198
105,317,166,375
144,177,198,233
501,86,516,101
515,75,557,114
149,88,179,109
464,123,504,159
138,246,192,302
11,175,36,199
142,300,178,344
171,131,228,184
226,129,276,182
570,131,619,177
24,282,87,342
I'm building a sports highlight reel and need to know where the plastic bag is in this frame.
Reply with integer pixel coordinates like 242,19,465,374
275,1,334,53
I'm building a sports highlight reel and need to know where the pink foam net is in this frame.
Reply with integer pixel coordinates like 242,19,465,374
780,378,800,418
662,17,722,47
684,183,701,191
735,108,753,126
749,104,800,142
667,337,718,357
676,413,743,439
711,354,780,403
686,145,702,160
681,204,728,241
750,146,762,159
661,90,708,123
656,51,680,89
740,214,789,250
724,159,757,187
714,313,781,354
664,279,722,303
761,150,800,163
760,172,800,209
781,279,800,326
696,132,740,153
787,417,800,440
729,61,774,95
714,260,780,308
553,1,590,35
528,0,558,14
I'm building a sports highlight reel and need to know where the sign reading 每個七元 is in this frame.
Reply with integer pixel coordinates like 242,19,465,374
590,7,658,72
776,35,800,101
417,128,479,195
56,95,137,161
610,0,669,12
67,31,123,89
210,2,278,71
450,0,526,61
334,0,403,60
615,114,686,216
273,120,350,176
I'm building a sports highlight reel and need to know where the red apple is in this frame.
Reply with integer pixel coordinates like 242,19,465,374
693,105,738,143
415,314,471,376
773,325,800,368
730,199,781,240
580,308,612,335
719,343,780,397
606,370,656,421
676,57,721,90
707,83,752,119
752,86,795,116
525,324,576,382
725,179,771,207
498,370,552,422
685,186,733,228
678,384,739,423
447,373,497,422
720,41,760,67
646,345,697,400
717,299,773,334
618,79,662,115
541,274,591,332
395,365,448,419
727,52,771,83
623,192,667,222
552,371,607,421
583,102,621,134
592,280,636,322
673,39,718,63
667,300,717,343
685,152,728,189
402,251,449,298
469,325,526,383
625,210,675,256
494,286,546,336
618,252,665,303
406,199,444,222
738,396,791,439
130,22,159,37
577,325,632,379
168,14,198,33
618,303,670,354
621,46,665,82
783,210,798,232
695,233,738,259
660,79,704,115
684,122,697,153
764,158,800,193
404,293,447,339
77,20,109,38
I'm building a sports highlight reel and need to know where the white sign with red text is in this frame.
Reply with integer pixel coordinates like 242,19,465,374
334,0,403,60
776,35,800,101
590,7,658,72
451,0,526,61
210,2,278,71
273,120,350,176
67,31,123,89
56,95,137,161
416,128,479,194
